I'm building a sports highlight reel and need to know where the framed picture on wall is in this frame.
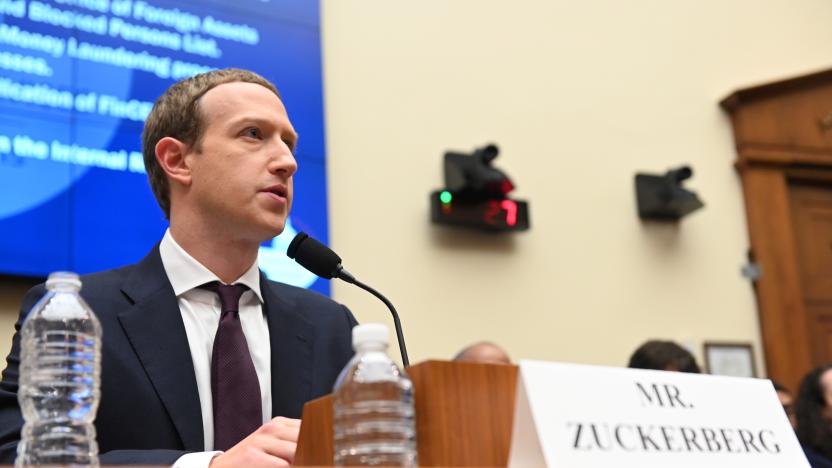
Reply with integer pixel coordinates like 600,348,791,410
704,342,757,378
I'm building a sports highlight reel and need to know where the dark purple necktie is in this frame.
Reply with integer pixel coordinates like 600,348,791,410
201,282,262,451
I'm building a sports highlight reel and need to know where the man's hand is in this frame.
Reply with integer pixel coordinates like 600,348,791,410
209,417,301,467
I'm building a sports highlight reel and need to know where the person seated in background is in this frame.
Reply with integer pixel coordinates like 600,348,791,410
773,380,797,429
627,339,701,373
795,365,832,468
453,341,512,365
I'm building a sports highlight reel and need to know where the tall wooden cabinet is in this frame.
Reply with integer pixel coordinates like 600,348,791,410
722,68,832,392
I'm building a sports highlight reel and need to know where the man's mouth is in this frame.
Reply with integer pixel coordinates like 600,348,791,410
260,184,288,201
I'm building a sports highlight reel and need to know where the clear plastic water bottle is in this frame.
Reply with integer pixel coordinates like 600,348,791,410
333,323,416,467
16,271,102,467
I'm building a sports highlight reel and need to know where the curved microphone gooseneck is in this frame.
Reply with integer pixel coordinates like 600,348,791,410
286,232,410,367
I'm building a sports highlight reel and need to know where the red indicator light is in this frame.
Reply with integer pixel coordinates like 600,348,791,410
501,200,517,226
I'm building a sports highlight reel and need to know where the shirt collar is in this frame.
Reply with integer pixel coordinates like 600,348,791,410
159,229,264,303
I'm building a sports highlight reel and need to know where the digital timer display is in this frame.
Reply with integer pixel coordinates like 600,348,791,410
430,191,530,232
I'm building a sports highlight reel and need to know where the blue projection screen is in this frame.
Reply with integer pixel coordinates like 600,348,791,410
0,0,329,295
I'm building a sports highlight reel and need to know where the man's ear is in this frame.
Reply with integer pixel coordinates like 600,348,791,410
155,137,192,187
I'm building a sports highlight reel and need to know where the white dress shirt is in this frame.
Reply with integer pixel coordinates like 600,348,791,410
159,230,272,467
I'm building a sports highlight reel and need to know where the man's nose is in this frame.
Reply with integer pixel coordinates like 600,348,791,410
269,143,297,177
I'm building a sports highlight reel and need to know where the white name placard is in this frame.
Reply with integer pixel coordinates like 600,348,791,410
508,360,808,468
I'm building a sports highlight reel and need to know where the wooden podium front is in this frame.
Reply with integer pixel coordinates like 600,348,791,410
295,360,518,466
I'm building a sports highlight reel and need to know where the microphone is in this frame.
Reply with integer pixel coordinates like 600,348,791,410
287,232,410,367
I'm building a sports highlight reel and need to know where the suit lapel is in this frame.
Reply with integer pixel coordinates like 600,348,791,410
261,275,314,418
117,246,203,450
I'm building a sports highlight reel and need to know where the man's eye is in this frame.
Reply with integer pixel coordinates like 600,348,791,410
244,128,262,139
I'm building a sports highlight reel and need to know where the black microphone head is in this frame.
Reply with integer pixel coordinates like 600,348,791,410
286,232,308,259
286,232,343,279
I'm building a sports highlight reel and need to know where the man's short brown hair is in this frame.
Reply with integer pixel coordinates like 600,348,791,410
142,68,280,218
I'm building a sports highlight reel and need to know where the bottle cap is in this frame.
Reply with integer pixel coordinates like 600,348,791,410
45,271,82,290
352,323,389,349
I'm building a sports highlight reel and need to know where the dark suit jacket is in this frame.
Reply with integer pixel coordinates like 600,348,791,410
804,445,832,468
0,246,357,465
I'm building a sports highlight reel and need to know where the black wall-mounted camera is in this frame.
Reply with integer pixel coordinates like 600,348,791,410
635,166,704,221
431,144,530,232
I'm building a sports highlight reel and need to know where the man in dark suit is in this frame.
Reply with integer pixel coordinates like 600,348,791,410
0,69,356,467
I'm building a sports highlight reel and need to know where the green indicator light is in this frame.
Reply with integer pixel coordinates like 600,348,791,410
440,191,453,204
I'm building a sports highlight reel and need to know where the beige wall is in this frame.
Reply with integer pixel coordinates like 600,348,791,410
320,0,832,374
2,1,832,376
